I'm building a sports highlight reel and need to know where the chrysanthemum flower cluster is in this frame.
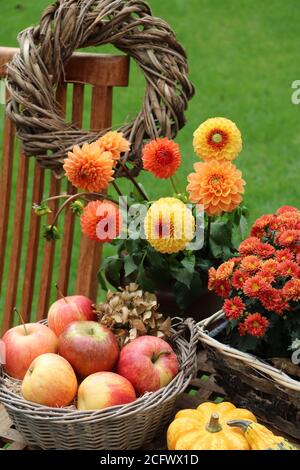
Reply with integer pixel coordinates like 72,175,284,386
187,117,245,216
208,206,300,342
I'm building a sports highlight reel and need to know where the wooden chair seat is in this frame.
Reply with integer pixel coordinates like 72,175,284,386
0,47,129,334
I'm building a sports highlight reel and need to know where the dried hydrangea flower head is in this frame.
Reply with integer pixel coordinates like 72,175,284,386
95,283,172,347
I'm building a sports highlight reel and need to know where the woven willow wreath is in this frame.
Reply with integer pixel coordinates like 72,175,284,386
6,0,194,176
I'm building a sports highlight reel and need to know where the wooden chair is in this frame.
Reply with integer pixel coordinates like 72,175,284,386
0,47,130,335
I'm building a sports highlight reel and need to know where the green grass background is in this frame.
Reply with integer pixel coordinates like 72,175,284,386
0,0,300,318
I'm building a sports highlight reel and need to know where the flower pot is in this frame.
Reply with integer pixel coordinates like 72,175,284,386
155,288,223,322
198,311,300,440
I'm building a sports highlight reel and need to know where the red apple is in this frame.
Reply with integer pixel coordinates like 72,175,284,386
58,321,119,377
47,294,94,336
21,353,78,407
117,336,179,395
77,372,136,410
2,323,58,380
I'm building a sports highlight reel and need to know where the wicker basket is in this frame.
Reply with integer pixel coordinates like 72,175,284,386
0,318,197,450
198,311,300,440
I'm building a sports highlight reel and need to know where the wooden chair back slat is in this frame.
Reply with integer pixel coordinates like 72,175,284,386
0,48,129,333
36,83,67,320
20,164,45,323
75,85,114,299
0,96,15,295
57,84,84,296
2,149,29,331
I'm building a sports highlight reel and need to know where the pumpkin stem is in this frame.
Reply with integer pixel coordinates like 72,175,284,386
206,413,222,433
227,420,252,431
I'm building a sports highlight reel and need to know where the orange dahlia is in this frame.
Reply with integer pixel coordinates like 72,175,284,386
64,143,114,192
142,138,181,179
216,261,235,280
187,160,245,216
80,200,122,243
97,131,130,161
193,117,242,162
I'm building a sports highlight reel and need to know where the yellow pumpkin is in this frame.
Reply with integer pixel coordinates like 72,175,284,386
227,420,298,450
167,402,257,450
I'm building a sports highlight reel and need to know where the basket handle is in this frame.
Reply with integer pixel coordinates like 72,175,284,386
172,318,198,379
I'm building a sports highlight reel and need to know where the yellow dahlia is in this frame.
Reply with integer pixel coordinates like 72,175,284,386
193,117,242,161
64,142,114,192
144,197,195,254
187,160,245,216
97,131,130,161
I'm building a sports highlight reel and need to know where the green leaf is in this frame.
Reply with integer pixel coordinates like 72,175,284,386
196,258,214,272
97,270,108,290
209,238,223,258
124,255,138,277
181,254,196,273
170,266,193,288
174,281,191,311
101,256,123,286
136,265,155,292
210,220,233,246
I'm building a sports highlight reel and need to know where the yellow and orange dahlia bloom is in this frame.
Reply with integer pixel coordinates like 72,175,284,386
144,197,195,254
81,200,122,243
187,160,245,216
64,142,114,192
97,131,130,162
193,117,242,162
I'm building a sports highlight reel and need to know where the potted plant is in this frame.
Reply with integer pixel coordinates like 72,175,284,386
198,206,300,439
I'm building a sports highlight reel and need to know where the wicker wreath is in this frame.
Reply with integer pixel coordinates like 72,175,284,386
6,0,194,176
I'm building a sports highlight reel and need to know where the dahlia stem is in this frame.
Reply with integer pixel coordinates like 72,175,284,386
170,176,180,195
14,308,29,335
118,161,149,201
48,192,119,230
112,181,123,197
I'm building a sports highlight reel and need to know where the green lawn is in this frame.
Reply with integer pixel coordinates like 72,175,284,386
1,0,300,316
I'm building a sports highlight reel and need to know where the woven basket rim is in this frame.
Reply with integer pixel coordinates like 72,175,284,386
0,317,197,424
197,310,300,392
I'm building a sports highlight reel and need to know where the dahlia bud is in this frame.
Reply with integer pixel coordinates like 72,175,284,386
71,200,84,216
33,202,51,216
43,225,60,241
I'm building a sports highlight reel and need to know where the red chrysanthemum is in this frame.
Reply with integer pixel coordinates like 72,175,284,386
231,270,249,290
282,278,300,302
238,322,248,336
278,260,300,278
250,214,274,238
208,267,217,291
223,297,245,320
215,279,231,298
80,200,122,243
276,212,300,231
276,205,299,215
228,256,243,265
243,275,268,298
240,255,262,273
238,237,261,255
255,242,275,259
142,138,181,179
216,261,235,280
275,230,300,247
276,248,294,263
261,259,279,275
297,252,300,264
242,313,269,338
259,288,288,315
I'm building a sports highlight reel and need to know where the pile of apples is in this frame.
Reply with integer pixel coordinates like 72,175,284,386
2,293,179,410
